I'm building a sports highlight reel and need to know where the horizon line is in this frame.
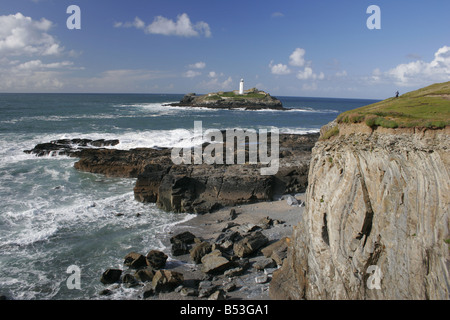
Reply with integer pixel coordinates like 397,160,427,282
0,91,383,101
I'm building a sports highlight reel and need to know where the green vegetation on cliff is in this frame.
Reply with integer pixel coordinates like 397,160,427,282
204,88,268,100
337,81,450,129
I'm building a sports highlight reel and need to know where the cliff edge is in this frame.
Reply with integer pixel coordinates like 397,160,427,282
270,82,450,300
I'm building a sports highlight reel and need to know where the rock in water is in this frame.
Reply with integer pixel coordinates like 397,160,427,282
146,250,168,269
124,252,147,269
100,269,122,285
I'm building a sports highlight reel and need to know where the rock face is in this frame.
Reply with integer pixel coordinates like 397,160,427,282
270,125,450,300
25,133,317,214
24,133,312,215
133,133,317,213
166,89,286,110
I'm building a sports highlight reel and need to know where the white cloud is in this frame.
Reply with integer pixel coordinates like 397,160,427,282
15,59,74,71
335,70,347,77
0,13,63,56
383,46,450,86
188,61,206,69
116,13,211,38
271,12,284,18
208,71,217,78
269,61,291,75
200,75,234,91
183,70,202,78
296,67,324,80
270,48,325,82
0,59,65,91
289,48,306,67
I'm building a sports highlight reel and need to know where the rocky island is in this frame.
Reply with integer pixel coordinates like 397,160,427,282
165,88,286,110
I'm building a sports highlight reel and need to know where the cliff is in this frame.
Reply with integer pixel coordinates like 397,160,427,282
166,88,285,110
270,83,450,300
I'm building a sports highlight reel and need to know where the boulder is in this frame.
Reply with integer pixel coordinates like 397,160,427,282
201,250,233,274
100,269,122,285
198,281,218,298
146,250,168,269
282,194,298,206
233,231,269,258
122,272,139,288
171,239,189,256
208,290,226,300
190,241,212,264
261,237,290,266
151,270,184,293
253,257,277,271
134,266,155,282
170,231,197,245
170,231,197,256
124,252,147,269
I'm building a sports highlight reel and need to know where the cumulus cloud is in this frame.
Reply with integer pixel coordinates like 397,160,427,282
270,48,325,81
115,13,211,38
296,67,324,80
383,46,450,86
0,13,63,56
183,70,202,78
0,13,83,92
289,48,306,67
0,59,66,91
269,61,291,75
200,75,233,91
188,61,206,69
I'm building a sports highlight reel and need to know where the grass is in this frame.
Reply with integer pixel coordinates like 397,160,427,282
321,125,339,140
204,90,267,100
336,81,450,129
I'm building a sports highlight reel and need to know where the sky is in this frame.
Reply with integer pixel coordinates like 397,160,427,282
0,0,449,99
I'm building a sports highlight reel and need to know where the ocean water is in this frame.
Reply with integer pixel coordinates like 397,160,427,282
0,93,378,300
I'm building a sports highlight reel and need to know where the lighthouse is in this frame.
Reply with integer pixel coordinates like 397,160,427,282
239,79,244,95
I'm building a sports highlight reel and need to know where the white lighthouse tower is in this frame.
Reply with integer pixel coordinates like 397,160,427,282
239,79,244,95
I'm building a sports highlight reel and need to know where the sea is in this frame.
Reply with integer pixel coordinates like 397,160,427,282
0,93,379,300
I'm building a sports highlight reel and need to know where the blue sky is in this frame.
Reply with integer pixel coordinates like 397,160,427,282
0,0,449,99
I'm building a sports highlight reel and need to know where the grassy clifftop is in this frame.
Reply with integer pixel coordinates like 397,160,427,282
337,81,450,129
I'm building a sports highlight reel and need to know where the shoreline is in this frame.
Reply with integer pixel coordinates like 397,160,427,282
149,194,306,300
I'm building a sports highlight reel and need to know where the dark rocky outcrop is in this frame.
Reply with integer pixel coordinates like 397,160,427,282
100,269,122,285
24,138,119,157
25,133,319,214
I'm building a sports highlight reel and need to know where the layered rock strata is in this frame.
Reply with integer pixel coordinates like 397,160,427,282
270,125,450,300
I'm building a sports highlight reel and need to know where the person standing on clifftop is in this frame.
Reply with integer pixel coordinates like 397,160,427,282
395,91,399,98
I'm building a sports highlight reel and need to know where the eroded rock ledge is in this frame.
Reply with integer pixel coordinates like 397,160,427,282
25,133,319,214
